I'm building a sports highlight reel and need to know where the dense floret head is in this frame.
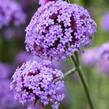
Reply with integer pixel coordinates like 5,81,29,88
11,60,64,109
25,0,96,60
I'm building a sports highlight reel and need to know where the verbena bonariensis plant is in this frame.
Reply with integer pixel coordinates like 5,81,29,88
11,0,97,109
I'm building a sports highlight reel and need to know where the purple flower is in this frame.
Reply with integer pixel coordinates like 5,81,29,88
25,0,96,60
81,48,97,66
11,60,64,109
15,51,33,64
0,63,10,79
101,12,109,31
0,80,21,109
96,42,109,74
0,0,26,28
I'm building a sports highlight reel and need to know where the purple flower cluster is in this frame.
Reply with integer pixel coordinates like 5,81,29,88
0,0,26,28
25,0,96,60
11,60,64,109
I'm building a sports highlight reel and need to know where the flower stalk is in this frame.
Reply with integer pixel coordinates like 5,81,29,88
64,68,76,78
54,68,76,82
71,52,94,109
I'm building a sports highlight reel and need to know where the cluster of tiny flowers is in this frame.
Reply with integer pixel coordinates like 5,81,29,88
39,0,57,6
96,42,109,74
101,12,109,32
25,0,96,60
0,0,26,28
11,60,64,109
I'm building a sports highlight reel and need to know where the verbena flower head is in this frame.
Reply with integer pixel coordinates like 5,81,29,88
25,0,96,60
101,12,109,32
97,42,109,74
0,0,26,28
81,48,97,66
11,60,64,109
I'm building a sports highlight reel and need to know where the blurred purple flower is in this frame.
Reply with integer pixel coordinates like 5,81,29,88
11,60,64,109
101,12,109,31
0,0,26,28
96,42,109,74
0,80,22,109
0,62,10,79
15,51,32,64
25,1,96,60
81,48,97,66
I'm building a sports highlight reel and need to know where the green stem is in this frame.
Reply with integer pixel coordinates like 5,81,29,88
64,68,76,77
54,68,76,82
74,51,79,65
71,54,94,109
